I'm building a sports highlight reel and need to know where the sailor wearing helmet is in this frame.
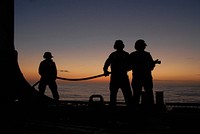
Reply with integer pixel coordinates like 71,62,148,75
103,40,133,107
38,52,59,101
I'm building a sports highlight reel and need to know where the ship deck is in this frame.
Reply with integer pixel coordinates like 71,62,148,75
1,100,200,134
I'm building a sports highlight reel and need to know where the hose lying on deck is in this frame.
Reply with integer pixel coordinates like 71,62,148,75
32,72,111,88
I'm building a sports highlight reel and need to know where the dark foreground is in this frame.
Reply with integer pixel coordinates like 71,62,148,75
1,101,200,134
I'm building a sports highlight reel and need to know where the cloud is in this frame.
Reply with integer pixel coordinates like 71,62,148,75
58,70,69,73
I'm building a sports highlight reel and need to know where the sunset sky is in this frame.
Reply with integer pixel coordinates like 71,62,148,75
14,0,200,84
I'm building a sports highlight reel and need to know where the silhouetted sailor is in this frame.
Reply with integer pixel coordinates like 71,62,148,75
129,39,160,105
38,52,59,101
103,40,132,107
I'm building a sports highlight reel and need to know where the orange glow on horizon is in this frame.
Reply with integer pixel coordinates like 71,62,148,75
23,69,200,87
19,53,200,84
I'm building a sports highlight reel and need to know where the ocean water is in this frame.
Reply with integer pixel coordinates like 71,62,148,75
42,80,200,103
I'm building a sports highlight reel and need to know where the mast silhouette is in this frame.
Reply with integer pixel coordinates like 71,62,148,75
0,0,53,104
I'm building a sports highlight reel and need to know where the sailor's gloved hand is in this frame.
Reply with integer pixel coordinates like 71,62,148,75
154,59,161,64
104,70,110,77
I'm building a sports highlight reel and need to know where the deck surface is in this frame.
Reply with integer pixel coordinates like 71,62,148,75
1,101,200,134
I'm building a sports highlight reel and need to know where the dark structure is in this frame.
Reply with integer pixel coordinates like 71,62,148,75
0,0,52,104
